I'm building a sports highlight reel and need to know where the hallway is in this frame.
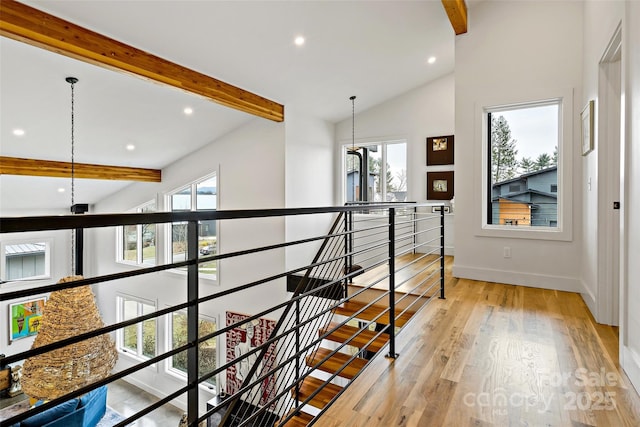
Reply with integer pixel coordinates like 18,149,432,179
316,263,640,426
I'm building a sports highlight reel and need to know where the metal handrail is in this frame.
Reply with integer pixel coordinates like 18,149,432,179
0,202,444,427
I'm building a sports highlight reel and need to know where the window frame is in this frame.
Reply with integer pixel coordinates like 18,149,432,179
165,310,218,391
341,138,408,204
117,200,157,267
475,90,573,241
0,238,52,283
116,294,158,363
165,172,218,282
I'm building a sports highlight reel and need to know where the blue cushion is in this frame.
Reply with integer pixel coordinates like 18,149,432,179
79,386,107,427
79,385,106,408
21,398,79,427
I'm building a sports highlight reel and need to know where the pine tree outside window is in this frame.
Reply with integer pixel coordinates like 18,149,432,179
486,100,561,229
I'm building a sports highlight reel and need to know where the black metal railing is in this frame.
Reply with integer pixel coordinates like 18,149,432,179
0,203,445,427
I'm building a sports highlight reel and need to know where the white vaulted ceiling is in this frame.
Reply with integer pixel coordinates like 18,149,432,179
0,0,455,213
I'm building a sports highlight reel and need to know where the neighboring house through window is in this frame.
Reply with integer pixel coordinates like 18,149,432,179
1,240,51,282
485,99,562,230
344,140,407,203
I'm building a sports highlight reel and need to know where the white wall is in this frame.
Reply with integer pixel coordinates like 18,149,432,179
581,0,640,396
453,0,584,291
0,230,71,359
581,0,626,322
620,0,640,394
334,74,456,254
284,106,336,271
335,74,454,205
88,118,288,410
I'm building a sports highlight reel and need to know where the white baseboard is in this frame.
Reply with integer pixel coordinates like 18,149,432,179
579,279,598,320
418,245,455,256
621,346,640,396
451,264,581,292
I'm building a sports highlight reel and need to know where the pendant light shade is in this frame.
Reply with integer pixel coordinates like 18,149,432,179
21,276,117,401
21,79,116,401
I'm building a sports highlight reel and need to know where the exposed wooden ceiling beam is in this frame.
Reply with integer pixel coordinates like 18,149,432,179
441,0,468,35
0,157,161,182
0,0,284,122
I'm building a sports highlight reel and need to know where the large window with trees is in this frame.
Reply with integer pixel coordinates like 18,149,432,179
344,141,407,203
485,99,561,229
120,201,156,266
117,295,156,360
168,173,217,279
168,311,217,389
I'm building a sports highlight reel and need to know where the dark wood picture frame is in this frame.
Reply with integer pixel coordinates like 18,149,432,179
426,135,454,165
427,171,454,200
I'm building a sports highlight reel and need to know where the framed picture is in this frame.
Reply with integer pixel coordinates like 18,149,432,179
9,296,47,342
427,171,454,200
581,100,594,156
426,135,454,165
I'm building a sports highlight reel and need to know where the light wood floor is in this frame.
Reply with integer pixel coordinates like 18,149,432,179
315,258,640,427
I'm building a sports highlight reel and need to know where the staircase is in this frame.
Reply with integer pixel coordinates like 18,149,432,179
278,253,439,427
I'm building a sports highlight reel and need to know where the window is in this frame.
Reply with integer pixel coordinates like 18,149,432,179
486,100,560,229
119,201,156,266
168,311,217,389
344,141,407,203
168,173,217,278
117,295,156,360
1,240,50,282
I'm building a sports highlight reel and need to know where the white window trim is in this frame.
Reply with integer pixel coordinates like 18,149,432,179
474,88,574,241
165,310,218,392
340,137,408,204
116,293,158,365
0,237,53,283
165,171,219,283
116,200,157,267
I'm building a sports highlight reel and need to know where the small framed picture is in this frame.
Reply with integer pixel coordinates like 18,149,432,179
9,296,47,342
427,171,454,200
426,135,454,165
581,100,594,156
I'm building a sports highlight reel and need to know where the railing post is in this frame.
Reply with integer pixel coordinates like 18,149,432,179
187,220,199,424
413,206,417,255
344,210,352,297
387,208,398,359
295,298,301,408
440,206,446,299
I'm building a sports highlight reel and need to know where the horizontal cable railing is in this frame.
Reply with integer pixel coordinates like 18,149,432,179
0,203,445,427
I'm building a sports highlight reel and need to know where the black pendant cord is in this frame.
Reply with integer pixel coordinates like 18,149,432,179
350,95,358,202
350,95,356,152
67,77,78,275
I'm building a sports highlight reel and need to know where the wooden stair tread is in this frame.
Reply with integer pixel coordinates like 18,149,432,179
319,322,389,352
333,300,415,327
295,376,343,409
277,410,314,427
306,347,367,379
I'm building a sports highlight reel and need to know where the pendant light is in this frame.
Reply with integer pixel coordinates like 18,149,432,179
349,95,358,202
21,78,117,402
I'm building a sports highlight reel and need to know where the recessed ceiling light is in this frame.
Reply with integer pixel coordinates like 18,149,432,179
427,56,437,64
126,144,136,151
294,36,305,46
58,188,65,193
184,107,193,115
13,129,25,136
